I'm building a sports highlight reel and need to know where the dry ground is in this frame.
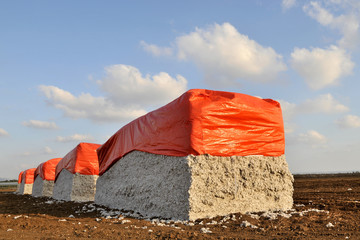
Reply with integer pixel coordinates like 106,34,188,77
0,174,359,239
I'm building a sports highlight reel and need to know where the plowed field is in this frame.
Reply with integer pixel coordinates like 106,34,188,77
1,174,359,239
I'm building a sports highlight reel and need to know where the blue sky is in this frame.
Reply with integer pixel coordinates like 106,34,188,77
1,0,359,179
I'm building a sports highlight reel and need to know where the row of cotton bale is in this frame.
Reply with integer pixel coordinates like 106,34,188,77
15,89,294,221
16,142,101,202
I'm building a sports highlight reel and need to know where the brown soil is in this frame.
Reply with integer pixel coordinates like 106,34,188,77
1,174,359,239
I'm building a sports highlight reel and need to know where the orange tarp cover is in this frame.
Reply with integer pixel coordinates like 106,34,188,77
34,158,62,181
21,168,36,184
97,89,285,175
18,171,24,184
55,142,101,180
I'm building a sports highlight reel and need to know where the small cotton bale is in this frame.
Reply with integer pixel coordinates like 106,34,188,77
18,168,36,195
32,158,62,197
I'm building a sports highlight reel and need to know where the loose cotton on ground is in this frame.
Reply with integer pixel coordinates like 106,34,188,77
95,89,294,220
53,142,101,202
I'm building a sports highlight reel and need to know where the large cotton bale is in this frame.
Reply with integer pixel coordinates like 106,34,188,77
52,142,101,202
32,158,62,197
19,168,36,195
15,171,24,193
95,89,294,220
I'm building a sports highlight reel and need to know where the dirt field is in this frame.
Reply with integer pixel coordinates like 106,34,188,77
0,174,359,239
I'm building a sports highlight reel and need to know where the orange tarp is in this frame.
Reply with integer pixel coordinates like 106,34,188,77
97,89,285,175
55,142,101,180
34,158,62,181
17,171,24,184
21,168,36,184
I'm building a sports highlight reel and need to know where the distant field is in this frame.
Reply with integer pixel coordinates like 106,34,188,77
0,182,17,190
294,172,360,179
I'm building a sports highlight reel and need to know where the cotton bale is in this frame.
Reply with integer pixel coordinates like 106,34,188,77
32,158,62,197
53,142,101,202
18,168,36,195
95,89,294,220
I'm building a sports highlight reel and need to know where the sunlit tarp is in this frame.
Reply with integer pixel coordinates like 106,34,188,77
34,158,62,181
21,168,36,184
97,89,285,175
17,171,24,184
55,142,101,180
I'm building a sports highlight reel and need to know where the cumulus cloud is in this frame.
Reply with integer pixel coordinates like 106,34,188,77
298,93,349,114
291,45,354,89
304,1,334,25
39,85,147,123
98,64,187,106
296,130,327,148
336,114,360,128
277,99,297,133
40,65,187,123
303,1,360,50
143,23,286,86
140,41,173,56
282,0,296,10
278,94,348,133
43,146,54,154
280,93,348,116
0,128,9,137
22,120,59,130
278,99,297,121
56,134,95,143
175,23,287,86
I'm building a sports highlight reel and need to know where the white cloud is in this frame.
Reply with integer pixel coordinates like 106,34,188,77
297,130,327,148
39,85,147,123
303,1,360,49
277,99,297,133
0,128,9,137
278,99,297,121
56,134,95,143
40,64,187,123
336,114,360,128
43,146,54,154
304,1,334,25
291,45,354,89
175,23,287,86
140,41,173,56
299,130,327,143
22,120,59,129
282,0,296,10
298,93,349,114
98,64,187,106
143,23,286,86
278,94,348,133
